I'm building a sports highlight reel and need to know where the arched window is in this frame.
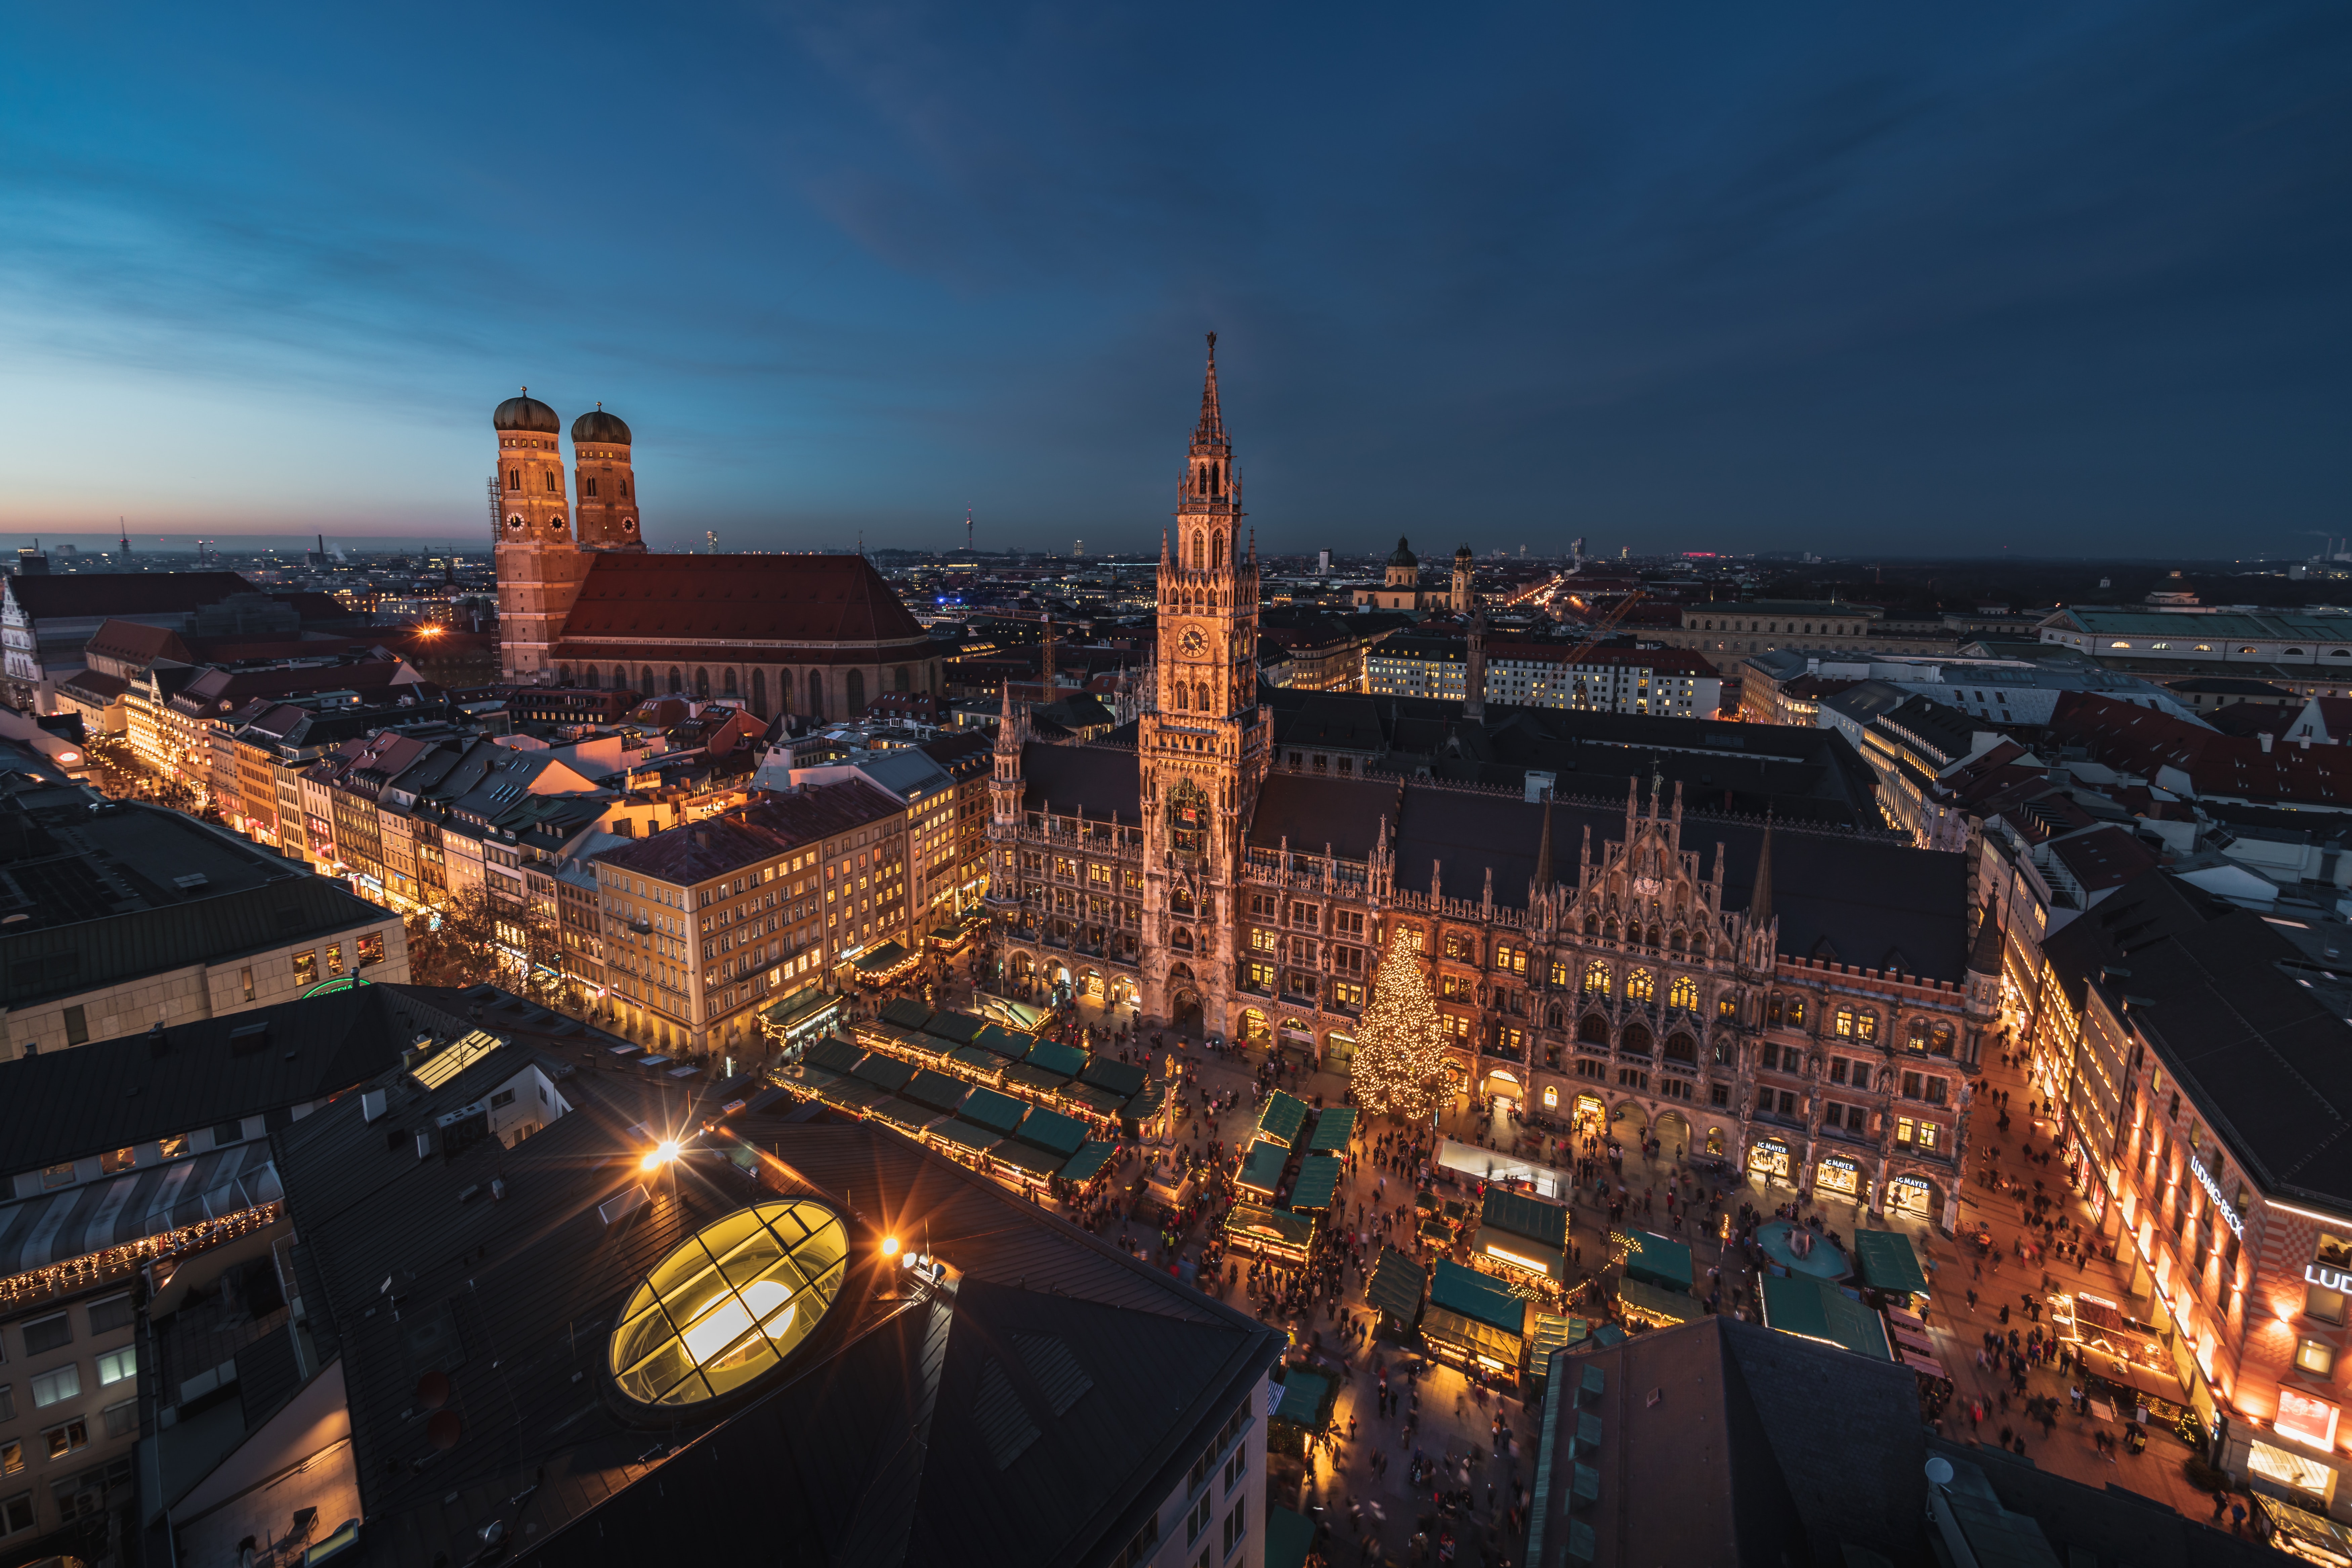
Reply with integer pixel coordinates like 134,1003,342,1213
1626,969,1655,1003
1621,1024,1653,1057
1547,1006,1563,1030
695,668,711,699
1578,1013,1610,1045
1854,1011,1878,1043
1667,976,1697,1012
557,665,573,686
894,665,910,694
1212,530,1224,562
544,470,559,492
1190,532,1204,571
506,468,520,491
1835,1007,1855,1038
1175,685,1190,711
637,666,653,695
667,667,682,694
581,665,597,688
1786,997,1806,1028
1907,1017,1929,1051
751,669,766,716
1197,683,1213,713
722,668,739,697
847,668,865,714
808,671,825,721
1669,928,1686,953
1582,960,1609,996
1930,1021,1955,1055
1664,1034,1696,1063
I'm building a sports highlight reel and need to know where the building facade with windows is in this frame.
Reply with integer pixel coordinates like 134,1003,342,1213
592,777,911,1059
985,343,1989,1227
1366,636,1723,717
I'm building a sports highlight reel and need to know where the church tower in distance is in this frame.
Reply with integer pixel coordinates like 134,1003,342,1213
1138,334,1270,1033
492,389,581,682
572,403,645,551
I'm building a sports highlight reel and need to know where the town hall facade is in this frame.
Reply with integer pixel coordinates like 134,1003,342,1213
985,339,1992,1228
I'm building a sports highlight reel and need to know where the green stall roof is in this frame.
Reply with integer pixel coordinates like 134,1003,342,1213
1366,1248,1426,1323
1237,1143,1289,1195
817,1078,895,1114
1429,1258,1528,1339
803,1035,865,1075
1273,1370,1332,1427
924,1011,987,1048
850,1054,915,1093
1256,1091,1310,1148
1059,1141,1117,1184
902,1069,970,1115
1062,1083,1128,1119
972,1022,1033,1059
1618,1228,1694,1291
1482,1187,1569,1250
1023,1038,1086,1078
1306,1105,1355,1153
1853,1230,1930,1296
852,940,910,973
868,1098,944,1137
1223,1203,1316,1255
1263,1506,1318,1568
1013,1105,1088,1158
992,1141,1064,1178
1124,1085,1166,1121
927,1121,1002,1156
1760,1274,1892,1361
1287,1154,1343,1213
1617,1277,1694,1325
947,1046,1004,1077
957,1085,1028,1136
1079,1056,1147,1097
877,996,931,1029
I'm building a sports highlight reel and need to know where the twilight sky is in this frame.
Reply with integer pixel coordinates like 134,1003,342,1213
2,2,2347,557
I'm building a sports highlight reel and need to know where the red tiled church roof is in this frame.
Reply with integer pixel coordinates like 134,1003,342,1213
560,554,929,648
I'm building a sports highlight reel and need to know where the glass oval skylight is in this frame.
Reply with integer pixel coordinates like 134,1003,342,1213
608,1199,847,1408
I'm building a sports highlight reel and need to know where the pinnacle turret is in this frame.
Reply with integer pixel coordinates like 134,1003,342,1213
1193,332,1228,454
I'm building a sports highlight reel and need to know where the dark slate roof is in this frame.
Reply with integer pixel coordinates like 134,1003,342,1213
1249,773,1399,860
0,792,393,1008
1019,741,1141,821
0,983,449,1174
3,570,256,622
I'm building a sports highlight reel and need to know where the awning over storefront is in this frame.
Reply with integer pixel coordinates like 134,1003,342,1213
1897,1349,1949,1381
1759,1274,1892,1361
1257,1091,1310,1148
1237,1143,1289,1197
1853,1230,1930,1297
1287,1155,1343,1214
0,1142,280,1277
1617,1228,1694,1292
1366,1247,1426,1324
1617,1278,1694,1327
1307,1106,1355,1154
1223,1203,1316,1259
1059,1141,1117,1184
2254,1493,2352,1567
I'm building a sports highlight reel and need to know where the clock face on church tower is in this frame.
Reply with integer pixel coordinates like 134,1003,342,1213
1179,627,1205,655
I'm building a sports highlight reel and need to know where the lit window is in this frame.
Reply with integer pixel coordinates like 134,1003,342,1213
2299,1338,2338,1377
608,1200,846,1410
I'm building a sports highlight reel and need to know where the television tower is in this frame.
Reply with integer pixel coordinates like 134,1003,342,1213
966,507,974,555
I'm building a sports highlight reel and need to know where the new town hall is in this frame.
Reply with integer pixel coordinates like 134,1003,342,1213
986,340,1993,1228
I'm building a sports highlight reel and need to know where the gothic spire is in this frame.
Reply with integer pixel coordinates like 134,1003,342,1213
1531,785,1554,895
1194,332,1226,452
1749,810,1775,926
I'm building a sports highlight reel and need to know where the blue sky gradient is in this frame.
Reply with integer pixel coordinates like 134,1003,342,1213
2,2,2347,556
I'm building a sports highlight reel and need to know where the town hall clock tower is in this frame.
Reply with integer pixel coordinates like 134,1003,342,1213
1139,335,1270,1033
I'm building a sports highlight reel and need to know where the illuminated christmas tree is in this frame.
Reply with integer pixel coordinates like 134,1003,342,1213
1351,931,1454,1122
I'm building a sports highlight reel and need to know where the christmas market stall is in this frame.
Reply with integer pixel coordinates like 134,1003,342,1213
1523,1313,1589,1399
1257,1090,1311,1150
1477,1188,1569,1281
1366,1247,1427,1339
1852,1229,1931,1308
1306,1105,1355,1156
1423,1258,1528,1377
1286,1153,1343,1216
1270,1369,1337,1458
1759,1274,1892,1361
1223,1203,1316,1265
1059,1140,1118,1189
1616,1228,1694,1295
758,981,849,1059
1236,1142,1291,1203
1615,1277,1693,1330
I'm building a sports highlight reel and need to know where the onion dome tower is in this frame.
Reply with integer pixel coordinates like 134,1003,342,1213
572,404,644,551
492,388,582,682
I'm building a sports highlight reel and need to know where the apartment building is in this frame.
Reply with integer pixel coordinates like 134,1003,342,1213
593,777,912,1059
1364,635,1722,717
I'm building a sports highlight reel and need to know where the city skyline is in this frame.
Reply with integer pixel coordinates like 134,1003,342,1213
2,4,2347,555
